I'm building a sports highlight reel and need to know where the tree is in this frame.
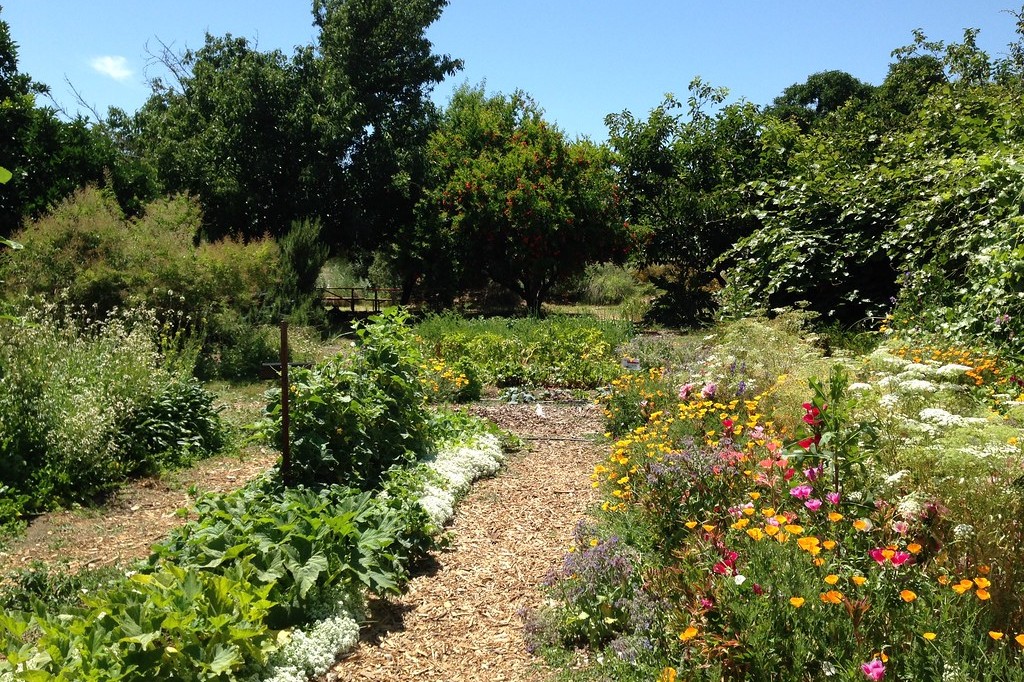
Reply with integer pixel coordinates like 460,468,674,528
767,70,876,131
132,35,326,241
606,80,796,325
132,0,460,247
420,85,627,315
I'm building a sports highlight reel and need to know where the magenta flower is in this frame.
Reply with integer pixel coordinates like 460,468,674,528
790,484,813,500
804,465,823,482
861,658,885,681
890,551,912,566
826,491,841,505
869,548,887,565
804,498,822,512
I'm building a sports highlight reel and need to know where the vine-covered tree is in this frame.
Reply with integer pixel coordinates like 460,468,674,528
419,85,627,315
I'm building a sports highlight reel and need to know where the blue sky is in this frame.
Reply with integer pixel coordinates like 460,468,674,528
3,1,1022,140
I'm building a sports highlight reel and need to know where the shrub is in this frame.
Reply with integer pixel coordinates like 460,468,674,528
262,309,429,489
0,304,224,521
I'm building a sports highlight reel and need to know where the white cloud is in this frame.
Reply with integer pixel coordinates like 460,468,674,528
90,56,134,82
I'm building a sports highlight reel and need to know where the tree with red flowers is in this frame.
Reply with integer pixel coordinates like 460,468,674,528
418,85,628,315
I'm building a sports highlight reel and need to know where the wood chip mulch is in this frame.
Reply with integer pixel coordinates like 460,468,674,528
328,402,605,682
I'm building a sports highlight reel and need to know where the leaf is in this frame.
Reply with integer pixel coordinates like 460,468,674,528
207,643,239,674
0,166,11,184
293,552,329,599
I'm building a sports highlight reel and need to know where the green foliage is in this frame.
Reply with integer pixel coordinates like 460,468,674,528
0,561,278,680
416,313,632,388
420,84,627,314
767,69,876,130
262,309,429,488
0,187,285,378
606,81,797,326
575,262,654,306
0,304,224,522
151,481,428,628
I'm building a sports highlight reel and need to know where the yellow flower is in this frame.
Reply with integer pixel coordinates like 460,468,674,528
685,521,698,529
853,518,872,532
813,557,826,567
1016,634,1024,647
852,576,867,587
822,539,837,550
974,577,991,590
827,512,844,523
764,525,780,537
762,507,777,517
923,632,937,640
976,589,991,600
989,631,1004,641
749,492,761,500
907,543,922,554
952,580,973,595
789,597,805,608
702,524,716,532
796,536,821,554
820,590,844,604
746,527,765,541
938,575,950,585
824,574,840,585
679,626,699,642
784,524,804,535
900,590,917,602
658,668,677,682
732,518,750,530
742,506,755,517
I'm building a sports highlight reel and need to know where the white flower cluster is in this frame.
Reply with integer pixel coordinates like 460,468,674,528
917,408,985,428
958,443,1019,459
897,378,938,394
879,393,900,409
896,492,926,520
847,382,874,393
260,597,361,682
936,363,972,379
417,433,505,527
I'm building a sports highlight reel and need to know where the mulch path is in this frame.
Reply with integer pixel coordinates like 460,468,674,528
328,402,605,682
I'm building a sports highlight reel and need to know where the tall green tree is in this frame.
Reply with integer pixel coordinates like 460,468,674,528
419,85,626,315
132,0,459,247
767,70,876,131
606,80,796,325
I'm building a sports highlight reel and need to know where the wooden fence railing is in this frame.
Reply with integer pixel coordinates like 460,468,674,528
319,287,402,312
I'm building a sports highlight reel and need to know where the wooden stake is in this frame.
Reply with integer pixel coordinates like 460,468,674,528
280,319,291,486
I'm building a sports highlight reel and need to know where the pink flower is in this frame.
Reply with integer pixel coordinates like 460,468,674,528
701,383,717,399
890,551,912,566
869,548,887,565
803,465,823,482
790,485,813,500
861,658,885,681
804,498,822,512
826,492,841,505
678,383,694,400
891,520,909,535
